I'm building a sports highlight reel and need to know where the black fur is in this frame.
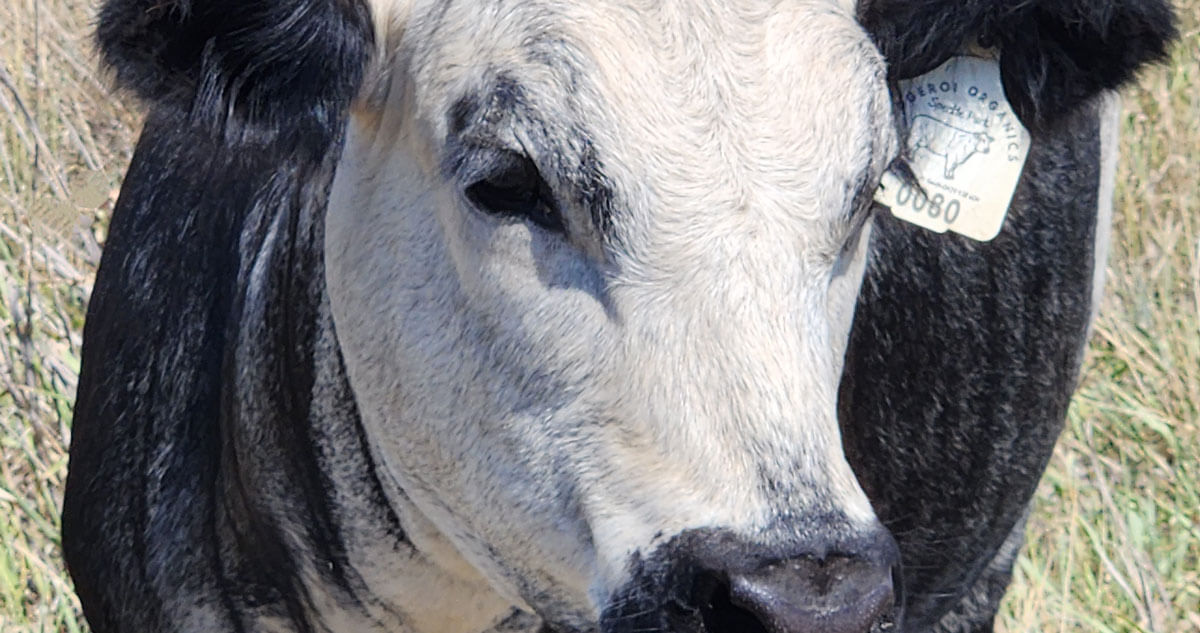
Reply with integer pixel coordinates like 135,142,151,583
95,0,373,155
63,2,383,632
841,102,1105,633
843,4,1176,630
860,0,1177,130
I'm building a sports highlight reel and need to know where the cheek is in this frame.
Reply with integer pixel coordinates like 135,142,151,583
325,162,609,609
435,197,618,376
827,220,873,373
326,150,614,437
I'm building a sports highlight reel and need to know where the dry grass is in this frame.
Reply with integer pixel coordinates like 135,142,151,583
1,1,136,631
0,1,1196,632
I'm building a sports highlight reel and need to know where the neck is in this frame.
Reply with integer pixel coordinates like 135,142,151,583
218,293,525,633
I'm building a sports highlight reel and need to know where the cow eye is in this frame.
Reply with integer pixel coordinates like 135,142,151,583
466,151,564,233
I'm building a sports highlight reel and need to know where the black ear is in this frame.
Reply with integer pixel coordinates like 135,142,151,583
97,0,374,150
860,0,1177,130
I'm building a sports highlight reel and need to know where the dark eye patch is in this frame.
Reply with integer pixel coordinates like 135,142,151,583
465,150,565,233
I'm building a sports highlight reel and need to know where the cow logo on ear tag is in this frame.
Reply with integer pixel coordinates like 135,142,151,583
875,52,1031,242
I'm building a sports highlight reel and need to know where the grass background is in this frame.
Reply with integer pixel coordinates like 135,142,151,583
0,0,1195,631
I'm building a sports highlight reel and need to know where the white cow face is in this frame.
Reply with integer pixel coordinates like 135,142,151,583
325,1,900,631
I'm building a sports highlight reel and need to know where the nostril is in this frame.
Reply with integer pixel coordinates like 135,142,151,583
691,570,770,633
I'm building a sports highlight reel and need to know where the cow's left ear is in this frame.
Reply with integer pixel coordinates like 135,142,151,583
860,0,1178,129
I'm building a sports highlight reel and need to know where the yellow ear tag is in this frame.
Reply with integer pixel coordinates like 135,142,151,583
875,52,1031,242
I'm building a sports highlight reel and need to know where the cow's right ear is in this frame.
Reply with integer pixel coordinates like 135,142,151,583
860,0,1177,130
97,0,376,147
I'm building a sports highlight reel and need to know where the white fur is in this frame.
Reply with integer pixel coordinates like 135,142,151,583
324,1,897,631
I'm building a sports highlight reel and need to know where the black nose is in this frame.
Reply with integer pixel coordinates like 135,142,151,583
680,529,900,633
716,555,895,633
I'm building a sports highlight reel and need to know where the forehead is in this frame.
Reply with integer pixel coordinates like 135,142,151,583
399,1,882,124
378,0,890,231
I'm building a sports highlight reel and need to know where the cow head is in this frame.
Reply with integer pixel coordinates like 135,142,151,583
975,132,994,155
327,1,898,631
91,0,1175,632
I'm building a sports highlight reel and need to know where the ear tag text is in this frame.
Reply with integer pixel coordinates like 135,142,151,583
875,53,1031,242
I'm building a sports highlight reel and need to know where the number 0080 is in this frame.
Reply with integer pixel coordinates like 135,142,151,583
895,182,961,224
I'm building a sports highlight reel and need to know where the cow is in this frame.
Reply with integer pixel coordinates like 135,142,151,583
61,1,1176,633
909,115,993,179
